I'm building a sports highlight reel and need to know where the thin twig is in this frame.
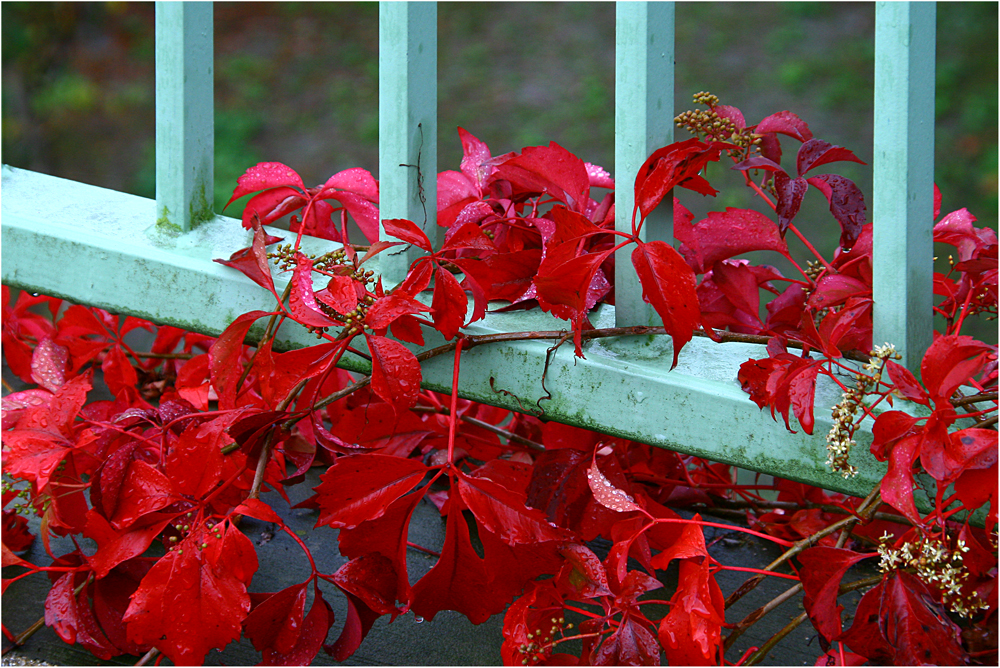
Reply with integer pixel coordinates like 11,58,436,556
745,611,808,665
410,405,545,451
951,391,997,407
135,647,160,666
724,488,880,611
133,351,195,360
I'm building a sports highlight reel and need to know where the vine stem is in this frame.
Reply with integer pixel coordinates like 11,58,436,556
135,647,160,666
724,487,881,612
446,338,464,464
410,405,545,452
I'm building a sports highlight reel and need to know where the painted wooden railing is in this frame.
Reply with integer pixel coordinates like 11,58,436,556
1,2,938,503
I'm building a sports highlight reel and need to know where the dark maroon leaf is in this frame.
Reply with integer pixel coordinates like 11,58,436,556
755,110,812,142
796,139,866,176
806,175,866,251
774,173,809,233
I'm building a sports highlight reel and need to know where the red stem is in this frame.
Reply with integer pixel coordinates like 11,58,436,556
447,338,464,464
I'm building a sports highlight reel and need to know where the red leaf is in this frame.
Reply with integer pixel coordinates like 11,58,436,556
774,173,809,233
457,469,572,545
365,291,431,332
382,218,432,252
885,360,930,406
798,546,873,642
409,493,497,624
123,520,258,665
262,584,334,666
165,418,227,499
209,310,271,409
214,217,282,297
289,254,340,328
869,411,922,461
234,498,284,525
631,240,700,369
110,460,175,530
658,559,725,665
30,338,68,392
648,516,708,568
840,572,966,665
328,553,399,661
593,613,660,666
556,543,613,598
755,110,812,142
796,139,866,176
587,456,642,514
314,454,429,529
634,139,730,221
337,487,426,605
439,222,497,253
365,333,422,411
431,265,467,339
880,433,922,525
45,572,82,644
1,389,52,430
920,334,995,406
225,162,305,210
243,582,308,654
458,126,494,191
85,512,174,579
954,464,997,532
806,175,867,251
317,274,359,316
807,273,871,311
490,142,591,212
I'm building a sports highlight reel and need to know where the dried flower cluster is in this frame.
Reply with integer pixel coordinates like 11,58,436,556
878,533,988,617
825,343,900,477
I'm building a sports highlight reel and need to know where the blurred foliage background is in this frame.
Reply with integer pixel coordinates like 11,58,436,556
3,2,997,341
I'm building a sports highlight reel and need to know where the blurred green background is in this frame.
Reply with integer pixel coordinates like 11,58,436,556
3,2,997,340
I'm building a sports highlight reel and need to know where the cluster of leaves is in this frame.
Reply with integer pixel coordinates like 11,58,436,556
3,95,997,666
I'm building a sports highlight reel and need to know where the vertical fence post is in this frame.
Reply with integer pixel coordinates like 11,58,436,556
155,2,214,233
379,1,438,286
873,1,935,374
614,1,675,327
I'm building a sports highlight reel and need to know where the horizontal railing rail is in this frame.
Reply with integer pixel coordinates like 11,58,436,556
1,2,942,503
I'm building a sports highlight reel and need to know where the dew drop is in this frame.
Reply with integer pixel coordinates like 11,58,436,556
414,616,425,624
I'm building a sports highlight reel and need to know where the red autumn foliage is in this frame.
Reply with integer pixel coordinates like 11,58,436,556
3,95,996,667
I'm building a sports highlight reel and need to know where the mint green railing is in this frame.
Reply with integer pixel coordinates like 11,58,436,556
1,1,939,500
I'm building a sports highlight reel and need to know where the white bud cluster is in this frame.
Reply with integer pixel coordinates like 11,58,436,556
877,533,987,617
825,344,900,478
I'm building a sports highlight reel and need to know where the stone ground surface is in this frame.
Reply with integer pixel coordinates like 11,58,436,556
2,359,878,666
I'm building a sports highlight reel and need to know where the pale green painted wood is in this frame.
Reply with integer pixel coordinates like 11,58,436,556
0,166,924,506
378,1,438,286
872,2,935,374
614,1,675,327
155,1,214,233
